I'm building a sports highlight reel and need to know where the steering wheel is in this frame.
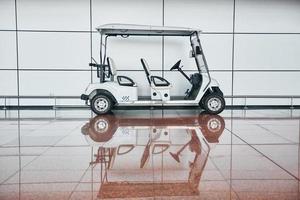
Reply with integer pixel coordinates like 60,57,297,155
170,60,182,71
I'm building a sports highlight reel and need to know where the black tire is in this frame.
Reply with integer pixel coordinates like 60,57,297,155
203,93,225,114
199,98,205,108
90,94,112,115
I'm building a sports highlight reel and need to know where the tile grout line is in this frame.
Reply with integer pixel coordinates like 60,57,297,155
1,177,297,186
67,165,92,200
0,117,57,185
2,142,298,149
1,29,300,35
230,0,237,198
89,0,93,83
3,68,300,72
208,156,241,199
14,0,22,196
225,127,300,181
0,121,84,185
298,119,300,198
255,123,296,144
161,0,165,79
0,119,55,147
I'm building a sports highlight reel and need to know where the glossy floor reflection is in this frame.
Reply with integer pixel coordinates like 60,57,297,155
0,109,299,200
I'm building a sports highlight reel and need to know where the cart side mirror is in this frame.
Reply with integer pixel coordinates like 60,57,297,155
195,46,202,55
189,46,202,58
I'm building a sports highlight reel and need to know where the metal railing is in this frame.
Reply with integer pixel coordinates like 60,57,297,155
0,95,300,110
0,95,78,110
224,95,300,109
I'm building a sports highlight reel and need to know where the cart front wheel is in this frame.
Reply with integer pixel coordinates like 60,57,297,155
203,93,225,114
91,95,112,115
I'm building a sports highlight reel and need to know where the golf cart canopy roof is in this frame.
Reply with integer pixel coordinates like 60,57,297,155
96,23,201,36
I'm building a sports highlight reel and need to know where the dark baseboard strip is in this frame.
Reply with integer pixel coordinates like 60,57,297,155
0,105,299,110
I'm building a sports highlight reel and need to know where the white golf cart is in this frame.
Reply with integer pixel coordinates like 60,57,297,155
81,24,225,114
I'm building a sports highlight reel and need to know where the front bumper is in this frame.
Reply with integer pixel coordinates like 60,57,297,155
80,94,89,101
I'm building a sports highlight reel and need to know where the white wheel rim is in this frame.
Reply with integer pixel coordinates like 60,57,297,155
94,118,108,133
207,97,222,112
94,97,109,112
207,118,221,132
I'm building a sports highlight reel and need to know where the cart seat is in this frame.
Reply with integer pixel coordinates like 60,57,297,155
140,58,171,87
107,57,136,87
107,57,117,76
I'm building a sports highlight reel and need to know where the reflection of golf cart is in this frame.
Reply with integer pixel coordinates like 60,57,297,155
80,24,225,115
81,114,225,199
81,113,225,144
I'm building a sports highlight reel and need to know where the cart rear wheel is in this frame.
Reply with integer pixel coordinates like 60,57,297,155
203,93,225,114
91,94,112,115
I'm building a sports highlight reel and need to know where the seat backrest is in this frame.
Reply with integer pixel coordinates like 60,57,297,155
107,57,117,76
140,58,152,84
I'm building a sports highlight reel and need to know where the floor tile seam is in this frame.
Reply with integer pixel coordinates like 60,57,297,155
2,178,297,186
39,121,88,155
0,154,43,157
208,156,241,200
0,181,82,186
0,121,81,185
0,145,90,148
0,118,91,121
0,119,69,147
0,139,55,184
225,127,300,181
13,169,90,172
67,165,92,200
255,124,297,144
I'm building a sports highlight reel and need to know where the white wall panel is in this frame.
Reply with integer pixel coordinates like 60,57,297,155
93,35,163,70
235,35,300,70
18,32,90,69
164,34,232,71
19,71,90,96
201,34,233,70
165,0,233,32
0,71,17,95
0,32,17,69
236,0,300,33
92,0,162,27
0,0,15,30
233,72,300,95
17,0,90,31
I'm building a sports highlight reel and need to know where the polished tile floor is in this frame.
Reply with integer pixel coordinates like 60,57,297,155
0,109,299,200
